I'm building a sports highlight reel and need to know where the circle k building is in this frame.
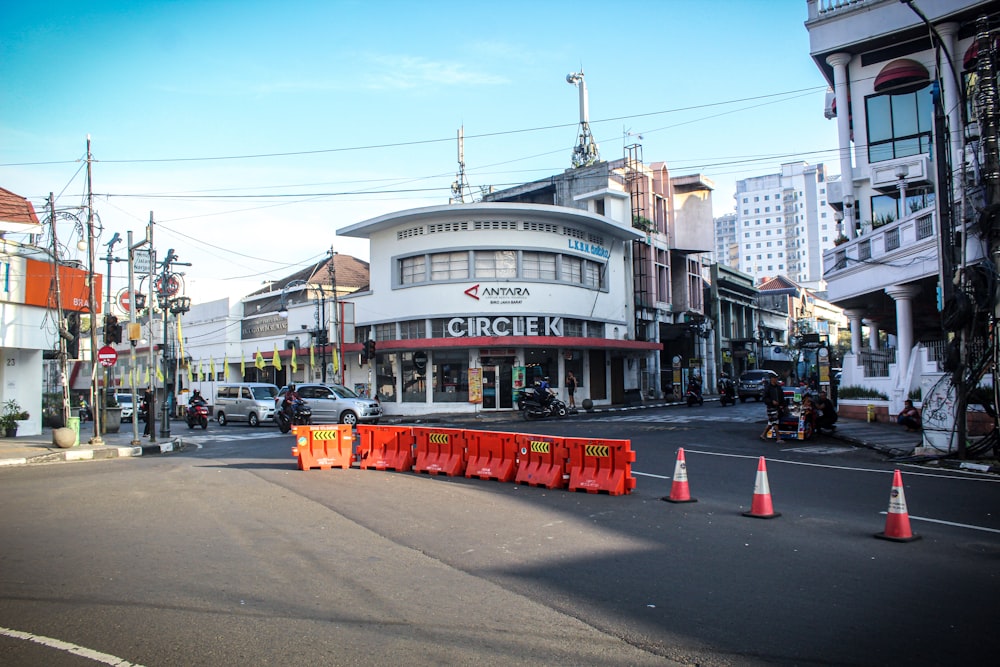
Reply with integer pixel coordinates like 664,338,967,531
338,202,660,415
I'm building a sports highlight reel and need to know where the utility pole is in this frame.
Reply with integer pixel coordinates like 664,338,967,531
327,247,344,385
102,232,122,429
128,226,151,446
49,193,72,426
84,136,103,444
147,213,157,443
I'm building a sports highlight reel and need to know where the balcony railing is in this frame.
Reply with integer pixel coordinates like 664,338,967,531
860,347,895,378
823,207,937,281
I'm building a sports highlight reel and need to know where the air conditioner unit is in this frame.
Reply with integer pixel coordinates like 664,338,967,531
284,339,298,350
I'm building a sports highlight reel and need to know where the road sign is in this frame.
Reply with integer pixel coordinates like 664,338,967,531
97,345,118,367
155,274,180,297
133,249,151,274
117,288,131,312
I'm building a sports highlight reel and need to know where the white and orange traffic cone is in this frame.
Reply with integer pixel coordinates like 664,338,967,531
742,456,781,519
875,469,921,542
662,448,697,503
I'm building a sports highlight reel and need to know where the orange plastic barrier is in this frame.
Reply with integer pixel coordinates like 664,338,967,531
564,436,636,495
412,427,467,476
464,430,517,482
514,434,567,489
356,424,415,472
290,423,355,471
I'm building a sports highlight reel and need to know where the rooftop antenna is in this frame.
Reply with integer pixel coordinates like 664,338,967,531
567,71,599,168
450,126,470,203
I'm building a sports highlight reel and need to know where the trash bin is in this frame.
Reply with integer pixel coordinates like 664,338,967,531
67,416,80,447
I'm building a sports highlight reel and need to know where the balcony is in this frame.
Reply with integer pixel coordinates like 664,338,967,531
822,206,938,302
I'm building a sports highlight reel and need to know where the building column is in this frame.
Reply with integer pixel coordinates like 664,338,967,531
936,23,964,177
826,52,855,238
885,285,921,373
844,308,864,355
863,319,880,349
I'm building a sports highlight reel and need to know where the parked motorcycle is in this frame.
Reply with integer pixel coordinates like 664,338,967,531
276,398,312,434
518,387,568,420
185,403,210,430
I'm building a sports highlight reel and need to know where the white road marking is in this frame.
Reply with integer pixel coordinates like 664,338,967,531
0,625,143,666
879,512,1000,534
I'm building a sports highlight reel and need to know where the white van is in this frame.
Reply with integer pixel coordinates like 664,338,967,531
214,382,279,426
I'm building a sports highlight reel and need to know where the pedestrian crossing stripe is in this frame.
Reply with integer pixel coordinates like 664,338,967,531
429,433,449,444
584,444,609,457
530,440,550,453
311,430,339,440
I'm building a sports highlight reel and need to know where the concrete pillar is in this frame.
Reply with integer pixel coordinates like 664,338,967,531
936,23,963,179
885,285,921,373
864,319,880,350
826,52,856,238
844,308,865,355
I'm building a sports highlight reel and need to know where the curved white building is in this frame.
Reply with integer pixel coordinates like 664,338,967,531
338,202,660,415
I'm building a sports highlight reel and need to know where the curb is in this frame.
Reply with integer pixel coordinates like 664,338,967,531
4,439,184,467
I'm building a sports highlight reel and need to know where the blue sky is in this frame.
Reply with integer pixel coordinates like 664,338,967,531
1,0,838,304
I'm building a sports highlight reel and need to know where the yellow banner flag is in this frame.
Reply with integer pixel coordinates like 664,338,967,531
241,352,246,377
177,316,185,361
156,360,164,383
290,346,298,373
211,357,217,378
272,344,282,370
144,366,150,385
255,350,265,370
310,343,315,371
198,359,204,381
187,361,194,383
331,347,339,373
127,368,133,388
223,355,229,381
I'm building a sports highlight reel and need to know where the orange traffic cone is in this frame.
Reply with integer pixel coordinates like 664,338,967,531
742,456,781,519
662,448,697,503
875,469,921,542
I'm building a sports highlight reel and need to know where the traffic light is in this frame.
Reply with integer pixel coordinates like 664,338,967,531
103,314,121,344
365,339,376,361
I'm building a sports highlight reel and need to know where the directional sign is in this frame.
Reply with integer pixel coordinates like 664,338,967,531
132,249,151,274
97,345,118,367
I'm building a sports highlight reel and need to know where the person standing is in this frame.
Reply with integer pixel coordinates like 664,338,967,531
760,375,786,443
565,371,577,409
141,387,153,437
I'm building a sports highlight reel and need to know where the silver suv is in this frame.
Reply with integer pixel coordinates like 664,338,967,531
276,383,382,425
737,370,778,402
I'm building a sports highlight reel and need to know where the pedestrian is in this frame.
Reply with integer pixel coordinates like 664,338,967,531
141,387,153,436
760,375,786,443
814,390,838,432
565,371,577,409
897,399,921,432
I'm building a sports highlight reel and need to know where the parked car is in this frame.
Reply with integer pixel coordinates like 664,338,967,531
276,383,382,425
116,393,135,422
737,369,779,402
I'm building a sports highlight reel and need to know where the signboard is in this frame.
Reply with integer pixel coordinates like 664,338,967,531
413,350,427,370
117,288,131,312
23,258,101,313
468,368,482,403
133,249,151,274
155,273,180,297
97,345,118,367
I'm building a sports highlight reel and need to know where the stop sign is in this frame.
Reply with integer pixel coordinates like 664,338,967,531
98,345,118,367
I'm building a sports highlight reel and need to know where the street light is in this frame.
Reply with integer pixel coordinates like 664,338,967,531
278,279,328,383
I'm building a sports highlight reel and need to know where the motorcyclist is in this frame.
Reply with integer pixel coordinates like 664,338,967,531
536,376,553,406
687,374,702,399
717,372,735,398
186,390,207,418
282,384,301,419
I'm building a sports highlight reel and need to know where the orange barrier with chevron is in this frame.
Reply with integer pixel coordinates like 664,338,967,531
356,424,415,472
291,423,355,471
464,430,517,482
564,436,636,495
412,426,467,476
514,434,567,489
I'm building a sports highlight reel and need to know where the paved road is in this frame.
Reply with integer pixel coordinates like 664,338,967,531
1,406,997,666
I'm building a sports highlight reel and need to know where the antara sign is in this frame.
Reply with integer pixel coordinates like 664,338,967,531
464,284,529,305
448,316,563,337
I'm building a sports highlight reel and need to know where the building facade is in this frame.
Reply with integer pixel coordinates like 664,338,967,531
736,161,837,291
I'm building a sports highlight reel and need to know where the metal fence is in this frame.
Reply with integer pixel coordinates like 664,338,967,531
859,347,895,377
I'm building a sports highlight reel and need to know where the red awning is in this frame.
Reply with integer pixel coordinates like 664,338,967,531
873,58,929,93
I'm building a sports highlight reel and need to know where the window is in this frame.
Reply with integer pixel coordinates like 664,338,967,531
522,251,557,280
399,320,424,339
562,256,582,283
866,86,933,163
432,350,468,403
400,255,426,284
430,251,468,280
582,260,602,287
474,250,516,278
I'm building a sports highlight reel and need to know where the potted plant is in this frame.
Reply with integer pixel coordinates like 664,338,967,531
1,399,29,437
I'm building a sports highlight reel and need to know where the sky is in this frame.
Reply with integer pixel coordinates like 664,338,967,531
1,0,839,306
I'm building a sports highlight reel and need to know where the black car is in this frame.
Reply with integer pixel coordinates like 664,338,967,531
737,369,779,402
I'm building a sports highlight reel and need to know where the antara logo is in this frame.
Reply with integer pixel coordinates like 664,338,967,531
464,284,480,300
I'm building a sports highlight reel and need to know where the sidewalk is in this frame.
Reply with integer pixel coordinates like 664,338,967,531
0,399,985,469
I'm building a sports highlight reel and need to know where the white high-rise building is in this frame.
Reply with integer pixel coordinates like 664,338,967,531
735,161,837,290
712,211,738,268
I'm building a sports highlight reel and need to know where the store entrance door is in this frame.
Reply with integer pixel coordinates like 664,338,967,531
482,366,499,410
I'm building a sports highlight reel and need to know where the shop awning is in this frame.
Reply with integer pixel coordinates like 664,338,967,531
873,59,929,94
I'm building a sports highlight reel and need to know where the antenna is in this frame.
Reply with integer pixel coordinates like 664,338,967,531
450,126,470,204
566,71,600,168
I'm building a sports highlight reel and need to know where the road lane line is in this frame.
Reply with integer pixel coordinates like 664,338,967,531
879,512,1000,534
0,626,143,666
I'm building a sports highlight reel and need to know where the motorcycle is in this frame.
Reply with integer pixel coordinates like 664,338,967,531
718,379,736,407
685,385,704,407
518,386,568,420
276,398,312,434
185,403,210,429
